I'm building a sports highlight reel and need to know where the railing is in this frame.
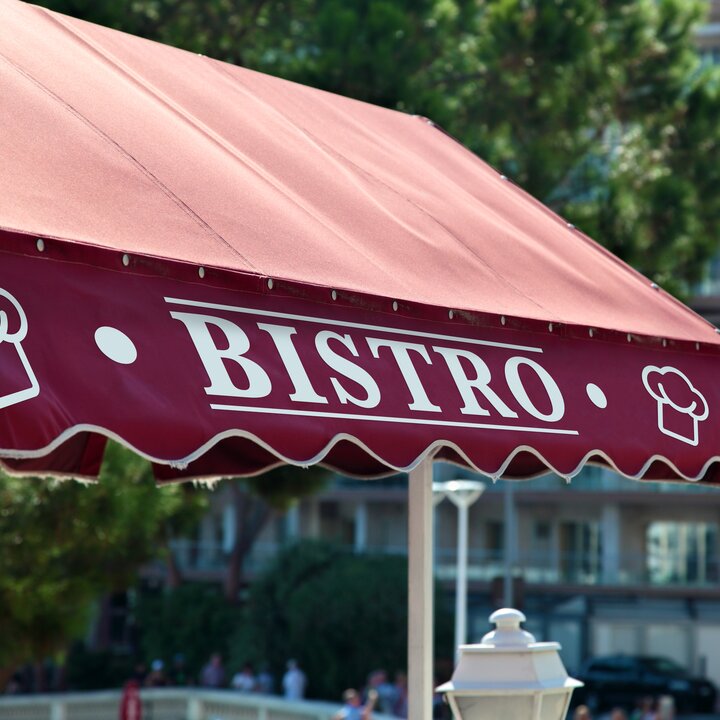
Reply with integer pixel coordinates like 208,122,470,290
0,688,397,720
159,539,720,589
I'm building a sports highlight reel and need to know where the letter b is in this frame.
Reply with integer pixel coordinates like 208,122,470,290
171,312,272,398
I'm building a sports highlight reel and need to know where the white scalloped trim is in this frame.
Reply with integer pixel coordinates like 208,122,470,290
0,424,714,484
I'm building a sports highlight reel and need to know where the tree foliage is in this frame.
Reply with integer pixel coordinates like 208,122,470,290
36,0,720,297
218,466,330,601
229,541,453,700
0,443,206,678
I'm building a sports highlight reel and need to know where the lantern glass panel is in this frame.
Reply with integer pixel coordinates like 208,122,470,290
539,691,570,720
455,694,534,720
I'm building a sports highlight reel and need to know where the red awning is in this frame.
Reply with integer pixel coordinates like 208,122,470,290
1,0,719,482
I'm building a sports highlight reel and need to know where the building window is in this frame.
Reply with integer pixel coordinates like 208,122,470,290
559,521,602,583
647,522,718,585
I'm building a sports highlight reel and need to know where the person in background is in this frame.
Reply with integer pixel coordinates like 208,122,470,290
145,659,168,687
231,663,256,692
200,653,226,688
365,670,397,716
392,671,408,718
333,688,378,720
573,706,593,720
632,696,657,720
256,663,274,694
130,662,147,686
282,659,307,700
169,654,189,686
610,709,629,720
657,696,675,720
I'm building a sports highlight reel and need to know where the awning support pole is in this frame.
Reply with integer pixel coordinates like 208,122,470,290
408,458,434,720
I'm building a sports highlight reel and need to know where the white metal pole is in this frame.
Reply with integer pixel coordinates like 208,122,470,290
455,501,468,662
503,481,514,608
408,458,434,720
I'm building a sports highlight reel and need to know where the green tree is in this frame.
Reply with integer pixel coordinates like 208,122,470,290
428,0,720,296
229,541,453,700
221,467,329,602
35,0,720,296
0,442,206,688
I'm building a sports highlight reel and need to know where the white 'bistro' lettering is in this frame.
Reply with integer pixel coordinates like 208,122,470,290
171,310,567,426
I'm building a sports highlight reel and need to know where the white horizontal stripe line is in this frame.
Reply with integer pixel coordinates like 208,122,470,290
164,296,542,353
209,404,578,435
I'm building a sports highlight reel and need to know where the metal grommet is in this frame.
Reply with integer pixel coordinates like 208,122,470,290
331,290,337,301
267,278,274,290
662,339,667,347
651,282,659,290
627,334,632,343
36,238,45,252
548,323,553,332
122,254,130,267
501,316,506,326
392,301,399,312
696,342,701,350
499,175,508,181
567,223,575,229
589,328,594,338
448,310,454,320
198,267,205,279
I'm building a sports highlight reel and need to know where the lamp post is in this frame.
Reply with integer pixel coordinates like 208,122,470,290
437,608,582,720
433,479,485,660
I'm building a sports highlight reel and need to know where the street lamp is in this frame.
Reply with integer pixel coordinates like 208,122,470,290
433,479,485,659
437,608,582,720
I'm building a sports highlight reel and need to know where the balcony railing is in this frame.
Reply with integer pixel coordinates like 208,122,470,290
158,541,720,590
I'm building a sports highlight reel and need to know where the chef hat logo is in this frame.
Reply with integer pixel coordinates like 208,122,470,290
0,288,39,410
0,288,28,345
642,365,708,446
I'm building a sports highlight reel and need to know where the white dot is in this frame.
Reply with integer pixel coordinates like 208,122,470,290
586,383,607,409
95,327,137,364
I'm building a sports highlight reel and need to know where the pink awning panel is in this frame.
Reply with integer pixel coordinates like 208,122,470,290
2,1,720,482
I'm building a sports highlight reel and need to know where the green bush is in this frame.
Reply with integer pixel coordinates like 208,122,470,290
229,541,452,700
64,643,135,690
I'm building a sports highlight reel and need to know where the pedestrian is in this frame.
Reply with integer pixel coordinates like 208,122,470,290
631,696,657,720
145,659,168,687
392,671,408,718
282,659,307,700
231,663,256,692
333,688,378,720
200,652,226,688
169,653,189,686
119,679,142,720
574,706,593,720
657,696,675,720
256,663,274,694
610,709,628,720
364,670,397,716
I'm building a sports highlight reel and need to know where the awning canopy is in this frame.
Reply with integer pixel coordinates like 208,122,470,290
1,0,719,482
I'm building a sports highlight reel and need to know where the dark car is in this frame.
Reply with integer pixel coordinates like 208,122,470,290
574,655,717,714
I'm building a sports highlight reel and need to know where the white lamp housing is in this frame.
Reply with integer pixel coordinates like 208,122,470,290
436,608,583,720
